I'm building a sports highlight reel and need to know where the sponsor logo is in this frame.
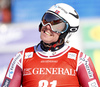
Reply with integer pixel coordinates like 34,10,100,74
80,57,94,79
25,52,33,59
68,52,76,60
23,68,76,76
23,68,32,76
8,69,13,78
2,78,10,87
6,53,21,79
41,60,58,63
55,10,60,14
88,79,98,87
56,5,79,19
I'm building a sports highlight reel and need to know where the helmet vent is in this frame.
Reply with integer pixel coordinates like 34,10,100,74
69,12,79,19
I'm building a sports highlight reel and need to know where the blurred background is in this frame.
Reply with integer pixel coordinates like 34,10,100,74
0,0,100,86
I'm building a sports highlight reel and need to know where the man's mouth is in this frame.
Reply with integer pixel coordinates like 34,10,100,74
44,31,51,36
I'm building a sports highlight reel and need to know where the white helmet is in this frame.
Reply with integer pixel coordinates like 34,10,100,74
39,3,79,40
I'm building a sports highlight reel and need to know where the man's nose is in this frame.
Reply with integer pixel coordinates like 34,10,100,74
46,24,51,28
45,24,52,30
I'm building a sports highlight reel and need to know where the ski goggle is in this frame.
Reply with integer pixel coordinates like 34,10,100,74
42,13,69,33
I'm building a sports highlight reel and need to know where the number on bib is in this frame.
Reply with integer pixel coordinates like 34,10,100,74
39,80,57,87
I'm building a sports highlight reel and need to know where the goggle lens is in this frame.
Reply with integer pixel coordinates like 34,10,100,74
42,13,68,33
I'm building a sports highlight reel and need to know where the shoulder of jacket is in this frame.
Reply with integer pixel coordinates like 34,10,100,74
24,46,35,52
21,46,36,60
68,46,80,53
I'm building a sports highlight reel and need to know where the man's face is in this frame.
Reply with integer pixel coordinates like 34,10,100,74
40,24,60,44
